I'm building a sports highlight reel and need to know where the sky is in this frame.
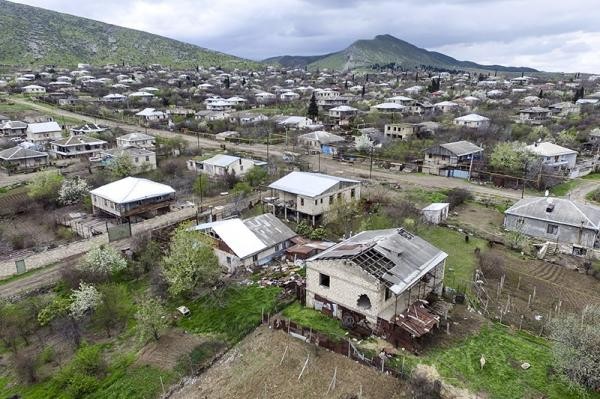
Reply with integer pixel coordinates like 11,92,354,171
10,0,600,73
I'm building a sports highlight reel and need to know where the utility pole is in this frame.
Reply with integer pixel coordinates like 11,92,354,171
266,131,270,174
369,145,374,179
196,131,200,151
318,151,321,172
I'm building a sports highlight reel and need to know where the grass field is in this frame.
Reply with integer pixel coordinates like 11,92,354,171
424,324,599,399
281,302,347,340
418,226,487,288
178,285,282,343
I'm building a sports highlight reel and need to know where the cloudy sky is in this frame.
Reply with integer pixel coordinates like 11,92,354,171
10,0,600,73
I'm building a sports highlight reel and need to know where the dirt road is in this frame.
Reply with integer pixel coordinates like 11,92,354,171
567,179,600,202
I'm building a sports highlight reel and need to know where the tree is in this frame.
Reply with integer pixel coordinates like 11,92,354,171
446,188,472,209
69,283,102,320
488,142,536,174
244,166,267,187
92,284,131,337
135,295,168,342
232,181,252,196
193,174,210,201
78,245,128,276
307,93,319,120
355,134,373,152
161,223,221,296
109,152,134,178
549,304,600,392
58,177,90,206
28,170,64,204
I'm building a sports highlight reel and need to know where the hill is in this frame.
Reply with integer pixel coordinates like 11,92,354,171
265,34,537,72
0,0,256,69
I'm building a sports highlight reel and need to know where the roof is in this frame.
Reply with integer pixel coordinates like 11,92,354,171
454,113,489,122
438,140,483,156
26,121,61,134
423,203,450,211
202,154,240,167
0,146,48,160
526,142,577,157
329,105,357,112
373,102,405,110
268,171,359,198
51,135,107,146
193,213,296,259
520,107,551,113
505,197,600,230
118,132,154,141
309,228,447,294
299,130,345,145
90,177,175,204
0,120,27,129
136,108,164,116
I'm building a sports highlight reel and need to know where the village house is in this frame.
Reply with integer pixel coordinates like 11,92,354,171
518,107,552,124
277,116,316,130
193,213,297,272
453,113,490,129
94,147,157,171
135,108,166,123
21,84,46,95
525,142,577,171
386,95,415,106
433,100,459,113
423,140,483,178
0,146,49,173
384,123,419,140
90,177,175,220
305,228,447,347
371,102,405,113
26,121,63,145
186,154,265,177
267,171,361,225
504,197,600,255
297,131,346,155
71,123,108,136
328,105,358,123
50,135,108,159
116,132,155,149
0,120,27,137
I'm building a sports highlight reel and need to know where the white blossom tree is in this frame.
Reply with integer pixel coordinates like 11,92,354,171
355,134,374,153
58,177,90,206
69,283,102,320
78,245,128,276
135,295,168,342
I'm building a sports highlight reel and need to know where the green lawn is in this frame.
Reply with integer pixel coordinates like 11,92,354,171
282,302,347,340
417,226,486,288
550,179,581,197
179,285,282,343
423,324,599,399
581,172,600,180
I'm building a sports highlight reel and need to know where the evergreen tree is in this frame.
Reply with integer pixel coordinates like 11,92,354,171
307,93,319,120
224,77,230,89
361,85,366,98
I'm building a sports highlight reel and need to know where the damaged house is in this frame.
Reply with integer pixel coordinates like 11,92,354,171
305,228,447,347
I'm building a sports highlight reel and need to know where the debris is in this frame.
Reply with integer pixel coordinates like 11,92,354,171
521,362,531,370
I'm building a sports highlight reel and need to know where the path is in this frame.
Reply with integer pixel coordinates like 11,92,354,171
567,179,600,202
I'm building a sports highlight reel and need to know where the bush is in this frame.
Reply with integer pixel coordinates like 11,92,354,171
446,188,472,209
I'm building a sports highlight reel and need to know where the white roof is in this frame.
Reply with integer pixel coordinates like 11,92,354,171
90,177,175,204
330,105,357,112
454,113,489,122
423,203,450,211
136,108,164,116
193,219,266,258
269,171,359,197
129,91,154,97
202,154,240,167
526,142,577,157
434,101,458,107
373,102,405,110
26,121,61,134
387,95,413,101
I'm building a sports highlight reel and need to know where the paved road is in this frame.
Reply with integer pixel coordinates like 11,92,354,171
14,98,526,201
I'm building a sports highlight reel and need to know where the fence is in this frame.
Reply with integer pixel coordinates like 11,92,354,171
263,315,411,380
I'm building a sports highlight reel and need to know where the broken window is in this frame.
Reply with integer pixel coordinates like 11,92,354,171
357,294,372,310
547,224,558,235
572,246,587,256
319,273,330,288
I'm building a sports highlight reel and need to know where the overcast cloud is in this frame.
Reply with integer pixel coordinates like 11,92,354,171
10,0,600,72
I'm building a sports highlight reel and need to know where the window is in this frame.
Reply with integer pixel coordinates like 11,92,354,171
350,188,355,198
547,224,558,235
226,257,231,265
337,193,342,200
320,198,323,204
572,246,587,256
314,199,318,205
300,198,304,206
385,287,392,301
145,156,150,162
252,255,258,262
319,273,330,288
329,195,333,204
240,165,244,171
134,157,139,162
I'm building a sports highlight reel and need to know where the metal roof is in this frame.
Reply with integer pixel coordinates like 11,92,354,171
268,171,359,198
26,121,61,134
90,177,175,204
0,146,48,160
526,142,577,157
438,141,483,156
201,154,240,167
505,197,600,230
309,228,447,295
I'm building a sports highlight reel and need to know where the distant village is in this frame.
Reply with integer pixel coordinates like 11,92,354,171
1,62,600,398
